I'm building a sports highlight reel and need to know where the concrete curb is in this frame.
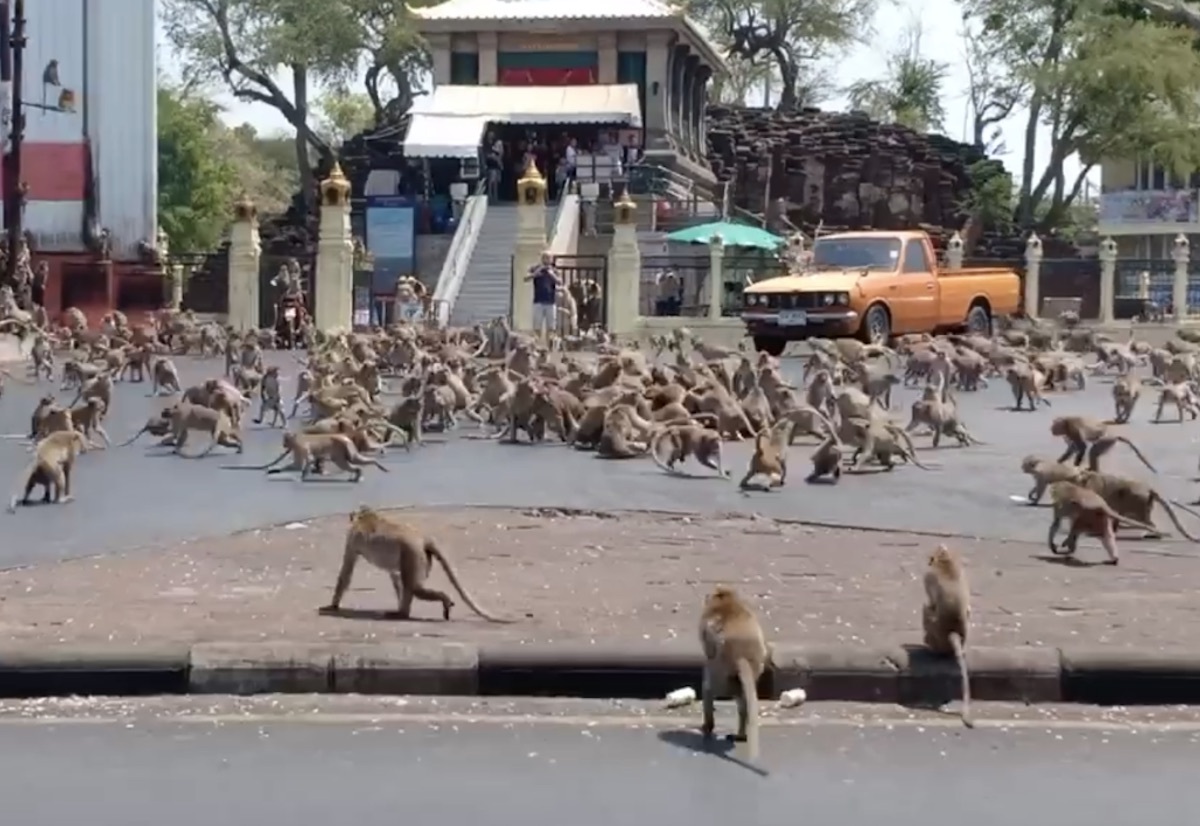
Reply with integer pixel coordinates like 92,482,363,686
2,642,1200,704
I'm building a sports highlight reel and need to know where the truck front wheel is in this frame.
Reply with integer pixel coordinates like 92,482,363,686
859,303,891,344
753,336,786,357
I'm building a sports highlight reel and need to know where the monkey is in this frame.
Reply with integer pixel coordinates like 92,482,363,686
698,585,768,762
318,506,514,622
1020,455,1082,505
1078,470,1200,542
150,357,182,396
28,394,57,439
1153,382,1200,423
805,433,843,484
922,545,973,729
69,397,111,448
1111,374,1141,423
69,372,114,415
258,432,388,481
7,430,88,513
1050,416,1157,473
1047,481,1159,564
1006,364,1051,411
846,417,931,471
116,412,175,447
252,365,287,427
648,417,728,477
167,402,244,458
739,419,796,489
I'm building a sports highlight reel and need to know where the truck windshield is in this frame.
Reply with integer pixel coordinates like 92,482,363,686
810,237,902,271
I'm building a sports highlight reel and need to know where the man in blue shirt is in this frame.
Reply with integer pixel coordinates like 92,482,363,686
524,252,561,343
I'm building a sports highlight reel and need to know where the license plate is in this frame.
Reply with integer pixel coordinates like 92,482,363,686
284,308,296,320
778,310,807,326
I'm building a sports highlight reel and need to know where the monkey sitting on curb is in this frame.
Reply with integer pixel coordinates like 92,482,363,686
699,585,769,762
318,506,514,622
923,545,973,729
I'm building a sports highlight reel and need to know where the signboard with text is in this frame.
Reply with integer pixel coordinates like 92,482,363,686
1100,190,1200,226
364,196,417,294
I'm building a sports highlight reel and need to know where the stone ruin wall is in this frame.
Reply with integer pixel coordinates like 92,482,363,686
704,105,1068,260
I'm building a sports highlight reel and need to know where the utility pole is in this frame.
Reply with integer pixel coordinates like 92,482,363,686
2,0,24,285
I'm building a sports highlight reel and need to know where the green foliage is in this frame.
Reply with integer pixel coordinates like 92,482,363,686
681,0,876,110
957,160,1016,233
315,92,376,145
958,0,1200,229
156,85,239,253
845,21,948,133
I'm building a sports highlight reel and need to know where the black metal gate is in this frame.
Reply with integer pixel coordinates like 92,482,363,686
177,251,228,315
552,254,608,330
259,254,316,329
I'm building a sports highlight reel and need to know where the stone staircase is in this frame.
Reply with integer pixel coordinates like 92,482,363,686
449,204,520,326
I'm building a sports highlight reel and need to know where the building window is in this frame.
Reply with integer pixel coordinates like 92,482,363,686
617,51,647,122
451,52,479,85
1136,159,1196,191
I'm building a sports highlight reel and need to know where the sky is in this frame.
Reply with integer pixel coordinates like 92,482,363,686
155,0,1096,194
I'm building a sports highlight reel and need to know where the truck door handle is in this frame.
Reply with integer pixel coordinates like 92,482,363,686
925,283,935,291
889,285,897,291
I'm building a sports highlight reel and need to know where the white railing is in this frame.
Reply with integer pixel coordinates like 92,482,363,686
547,192,580,255
432,183,489,328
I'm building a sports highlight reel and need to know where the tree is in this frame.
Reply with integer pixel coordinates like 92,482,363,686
315,91,376,145
959,0,1200,229
216,124,300,216
161,0,429,208
683,0,877,110
844,18,948,133
958,19,1022,154
157,84,239,252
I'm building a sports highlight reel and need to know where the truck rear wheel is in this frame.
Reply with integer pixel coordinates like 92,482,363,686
966,303,992,336
859,303,891,345
753,336,786,357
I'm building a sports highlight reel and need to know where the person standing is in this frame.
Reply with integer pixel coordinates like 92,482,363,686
524,252,561,343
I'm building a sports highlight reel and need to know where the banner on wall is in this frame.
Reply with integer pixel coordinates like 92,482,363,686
365,196,417,294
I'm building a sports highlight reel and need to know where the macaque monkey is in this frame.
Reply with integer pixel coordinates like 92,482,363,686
318,506,514,622
254,432,387,481
1111,375,1141,423
151,357,182,396
1020,455,1082,505
116,412,174,447
253,365,287,427
922,545,973,729
806,433,843,484
649,419,728,477
70,372,113,415
1047,481,1158,565
70,397,111,447
739,420,795,489
698,585,769,762
7,430,88,512
1006,364,1051,410
168,402,244,458
1050,416,1156,473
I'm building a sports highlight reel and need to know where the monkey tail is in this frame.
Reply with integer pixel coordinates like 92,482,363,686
6,460,38,513
1117,436,1158,473
734,657,761,761
949,632,974,729
426,541,515,623
221,449,291,471
1154,494,1200,542
115,425,150,448
649,428,674,474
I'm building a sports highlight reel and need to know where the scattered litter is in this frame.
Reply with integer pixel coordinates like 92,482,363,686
778,688,807,709
284,522,307,531
664,687,696,708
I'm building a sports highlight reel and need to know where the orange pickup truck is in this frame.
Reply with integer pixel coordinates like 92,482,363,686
741,230,1021,356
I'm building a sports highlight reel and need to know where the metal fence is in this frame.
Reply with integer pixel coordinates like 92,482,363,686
177,251,227,315
639,254,711,317
551,254,608,330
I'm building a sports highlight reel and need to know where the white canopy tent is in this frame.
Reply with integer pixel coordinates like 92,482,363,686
402,84,643,159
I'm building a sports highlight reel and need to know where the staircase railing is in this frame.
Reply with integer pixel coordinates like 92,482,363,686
432,179,488,327
627,160,768,229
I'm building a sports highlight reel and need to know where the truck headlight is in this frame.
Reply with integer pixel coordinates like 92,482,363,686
821,293,835,306
835,292,850,305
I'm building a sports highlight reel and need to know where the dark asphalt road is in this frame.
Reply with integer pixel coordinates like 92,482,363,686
3,702,1200,825
3,354,1199,566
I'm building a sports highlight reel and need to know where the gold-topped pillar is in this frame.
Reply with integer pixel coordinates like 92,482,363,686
315,163,355,332
227,193,261,332
511,158,548,332
606,189,640,336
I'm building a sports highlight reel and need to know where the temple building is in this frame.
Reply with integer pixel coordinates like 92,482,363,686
405,0,725,188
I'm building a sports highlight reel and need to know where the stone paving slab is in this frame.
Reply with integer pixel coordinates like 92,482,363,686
2,507,1197,652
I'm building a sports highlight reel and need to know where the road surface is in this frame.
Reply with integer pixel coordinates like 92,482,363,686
3,353,1198,566
1,696,1198,824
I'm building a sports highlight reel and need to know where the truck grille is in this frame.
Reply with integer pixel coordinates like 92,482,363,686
764,293,821,310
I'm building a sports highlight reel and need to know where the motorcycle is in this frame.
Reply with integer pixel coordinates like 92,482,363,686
275,294,308,349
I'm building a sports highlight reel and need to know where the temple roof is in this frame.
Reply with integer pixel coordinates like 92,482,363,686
411,0,682,21
410,0,725,69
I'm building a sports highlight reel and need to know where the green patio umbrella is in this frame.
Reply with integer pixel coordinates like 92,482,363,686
665,221,785,250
